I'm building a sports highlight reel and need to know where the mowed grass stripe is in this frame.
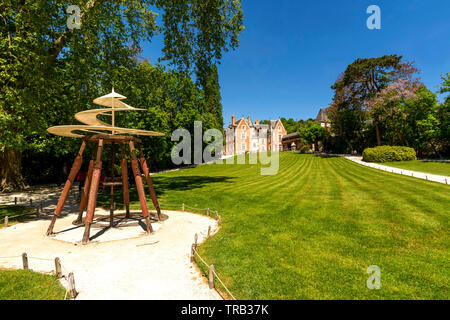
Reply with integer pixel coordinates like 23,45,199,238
335,159,448,228
110,153,449,299
331,159,445,239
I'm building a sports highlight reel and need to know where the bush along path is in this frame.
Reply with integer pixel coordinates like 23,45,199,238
345,156,450,184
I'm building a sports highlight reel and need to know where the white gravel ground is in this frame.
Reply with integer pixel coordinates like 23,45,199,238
0,186,221,300
345,156,450,184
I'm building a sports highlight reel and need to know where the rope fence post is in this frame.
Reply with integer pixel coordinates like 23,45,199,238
215,211,218,220
4,216,8,228
218,215,221,226
22,253,28,270
55,257,62,279
14,197,17,205
182,203,185,212
207,208,210,216
29,198,33,207
40,203,43,214
209,265,215,289
68,272,78,298
207,225,211,239
446,178,448,185
190,244,195,262
194,233,198,249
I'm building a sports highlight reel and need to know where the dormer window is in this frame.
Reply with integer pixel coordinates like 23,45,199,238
242,125,246,130
278,126,281,132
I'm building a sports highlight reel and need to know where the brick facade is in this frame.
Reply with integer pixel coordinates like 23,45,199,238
225,115,287,155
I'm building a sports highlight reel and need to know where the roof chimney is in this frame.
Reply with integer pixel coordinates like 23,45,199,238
255,119,259,125
232,114,236,125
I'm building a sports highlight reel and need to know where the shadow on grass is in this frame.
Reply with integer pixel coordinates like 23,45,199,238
97,175,234,206
313,154,340,158
0,205,38,227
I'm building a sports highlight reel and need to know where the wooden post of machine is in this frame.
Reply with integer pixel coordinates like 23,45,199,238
46,140,86,236
138,144,162,220
129,140,153,234
74,143,97,225
109,142,115,227
82,139,104,245
120,144,130,218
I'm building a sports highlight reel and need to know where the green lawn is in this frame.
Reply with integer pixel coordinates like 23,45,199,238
0,205,36,228
380,160,450,176
0,269,66,300
101,153,450,299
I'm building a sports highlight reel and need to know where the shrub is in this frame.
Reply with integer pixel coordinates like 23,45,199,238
362,146,416,163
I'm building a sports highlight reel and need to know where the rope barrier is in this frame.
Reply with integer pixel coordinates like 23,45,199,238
3,211,37,219
212,269,237,300
193,249,209,267
192,248,236,300
0,254,75,299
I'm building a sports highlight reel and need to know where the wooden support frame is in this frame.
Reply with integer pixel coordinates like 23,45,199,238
82,138,104,244
109,142,115,227
120,144,131,218
129,140,153,234
46,141,86,235
73,143,98,225
46,134,162,244
138,144,162,220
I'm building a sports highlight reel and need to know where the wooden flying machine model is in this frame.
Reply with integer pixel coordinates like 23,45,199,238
46,89,165,244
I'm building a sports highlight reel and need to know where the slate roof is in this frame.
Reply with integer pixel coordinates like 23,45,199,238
315,108,329,123
282,132,300,140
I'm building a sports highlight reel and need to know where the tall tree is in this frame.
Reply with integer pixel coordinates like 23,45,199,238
0,0,244,191
330,55,419,146
200,64,223,129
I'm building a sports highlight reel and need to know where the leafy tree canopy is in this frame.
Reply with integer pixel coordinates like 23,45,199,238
0,0,244,190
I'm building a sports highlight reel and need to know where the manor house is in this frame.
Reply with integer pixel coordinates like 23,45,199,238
224,115,287,155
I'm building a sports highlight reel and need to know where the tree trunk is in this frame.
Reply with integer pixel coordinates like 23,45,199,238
0,148,27,192
375,122,382,146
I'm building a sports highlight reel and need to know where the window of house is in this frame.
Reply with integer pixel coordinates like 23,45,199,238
278,135,282,141
241,143,246,151
241,133,246,139
278,126,281,132
242,125,246,130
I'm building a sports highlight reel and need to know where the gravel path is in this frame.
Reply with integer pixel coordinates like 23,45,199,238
345,156,450,185
0,185,221,300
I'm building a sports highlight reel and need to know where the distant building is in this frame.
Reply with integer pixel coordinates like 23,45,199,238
281,108,332,152
281,132,302,151
224,115,287,155
314,107,331,129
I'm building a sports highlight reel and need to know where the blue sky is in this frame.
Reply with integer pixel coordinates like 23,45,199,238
141,0,450,126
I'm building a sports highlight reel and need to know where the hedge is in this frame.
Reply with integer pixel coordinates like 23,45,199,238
362,146,416,163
